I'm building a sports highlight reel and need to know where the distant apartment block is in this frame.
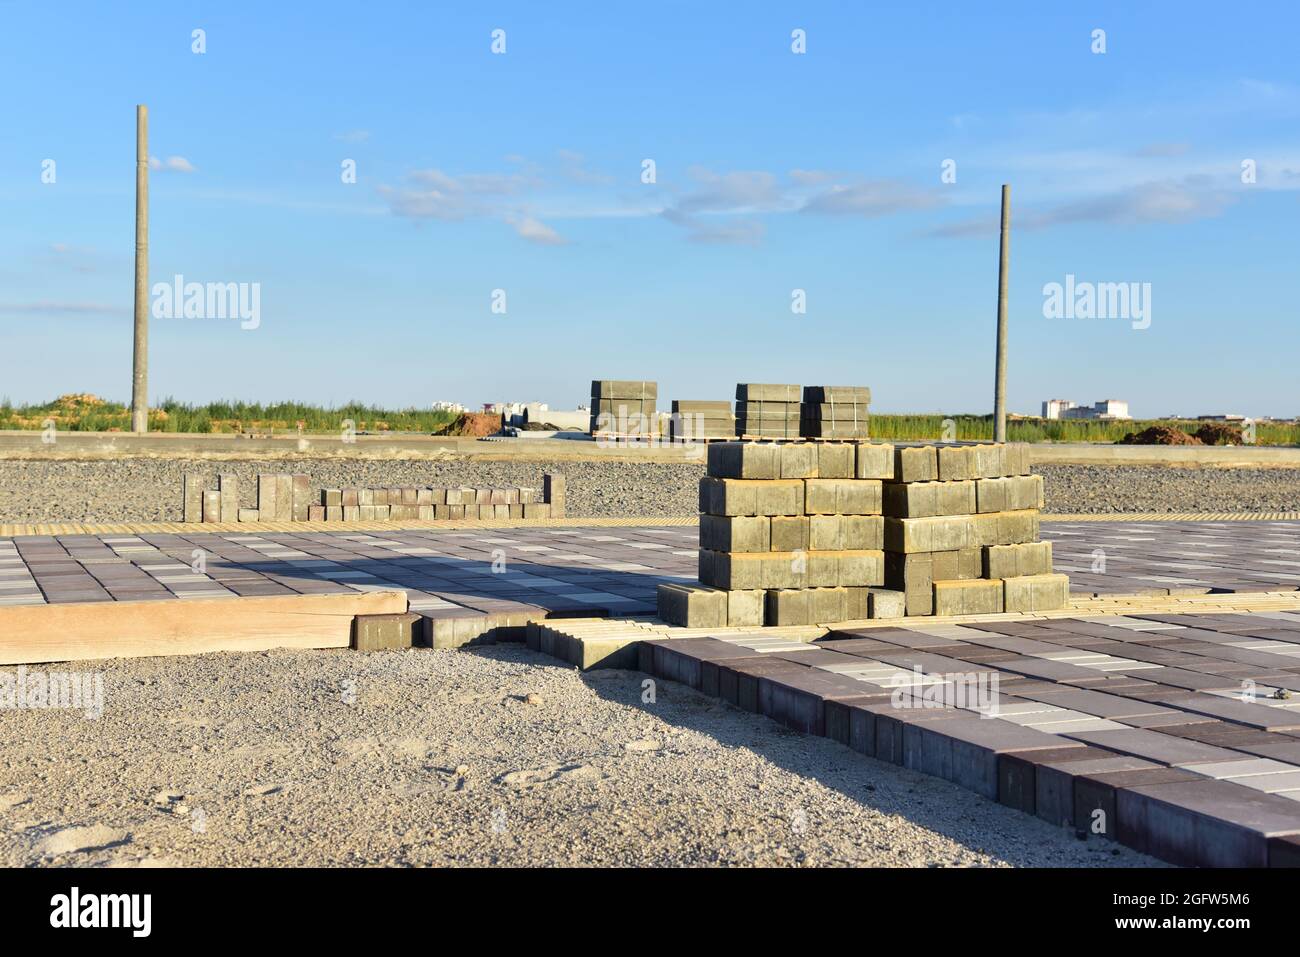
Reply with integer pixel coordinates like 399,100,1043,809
1042,398,1131,420
431,401,467,413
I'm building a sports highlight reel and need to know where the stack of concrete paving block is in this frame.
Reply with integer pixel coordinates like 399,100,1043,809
801,385,871,439
182,473,562,522
590,379,657,437
735,384,802,439
669,400,736,442
657,439,897,628
881,442,1067,616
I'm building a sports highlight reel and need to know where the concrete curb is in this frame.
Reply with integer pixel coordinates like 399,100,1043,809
5,431,1297,467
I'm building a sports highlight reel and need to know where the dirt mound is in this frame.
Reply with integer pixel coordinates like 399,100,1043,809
51,393,108,410
436,412,501,437
1194,422,1244,446
1118,426,1202,445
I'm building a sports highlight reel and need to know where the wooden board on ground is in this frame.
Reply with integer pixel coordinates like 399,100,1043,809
0,590,409,665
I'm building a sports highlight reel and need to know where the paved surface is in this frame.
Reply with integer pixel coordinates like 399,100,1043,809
1047,520,1300,596
3,521,1300,615
640,610,1300,865
0,525,699,617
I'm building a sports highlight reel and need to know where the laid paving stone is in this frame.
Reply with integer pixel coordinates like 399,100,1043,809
997,745,1121,815
911,715,1081,800
1061,727,1257,767
1118,777,1300,866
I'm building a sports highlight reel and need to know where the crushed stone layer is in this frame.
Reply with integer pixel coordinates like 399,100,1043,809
3,459,1300,524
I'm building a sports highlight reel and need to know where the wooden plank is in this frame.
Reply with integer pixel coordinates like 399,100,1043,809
0,590,409,665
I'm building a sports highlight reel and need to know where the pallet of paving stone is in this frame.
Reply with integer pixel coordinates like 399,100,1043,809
669,400,736,441
590,400,657,431
735,384,802,438
667,439,908,627
592,379,657,401
673,438,1061,624
800,385,871,439
590,379,657,435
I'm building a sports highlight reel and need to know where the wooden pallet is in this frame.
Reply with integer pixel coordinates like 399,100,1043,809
591,433,662,445
738,434,867,443
666,434,736,444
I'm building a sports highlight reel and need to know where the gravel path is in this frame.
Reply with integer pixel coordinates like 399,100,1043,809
0,645,1154,867
2,458,1300,523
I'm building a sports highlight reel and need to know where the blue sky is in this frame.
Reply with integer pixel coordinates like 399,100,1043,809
1,1,1297,417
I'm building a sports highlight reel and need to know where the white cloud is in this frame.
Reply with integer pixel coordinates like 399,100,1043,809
929,177,1238,238
382,168,538,221
0,301,123,317
788,168,837,185
509,214,567,245
148,155,195,173
407,168,531,195
801,179,946,217
556,149,613,186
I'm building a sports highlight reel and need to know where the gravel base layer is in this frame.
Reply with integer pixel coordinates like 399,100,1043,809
1038,465,1300,513
0,459,706,524
2,458,1300,523
0,645,1155,867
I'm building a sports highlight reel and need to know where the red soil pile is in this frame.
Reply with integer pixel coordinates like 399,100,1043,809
1118,426,1202,445
437,412,502,437
1194,422,1244,446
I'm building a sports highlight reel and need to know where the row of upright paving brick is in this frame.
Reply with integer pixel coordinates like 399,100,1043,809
657,438,1067,626
182,473,564,523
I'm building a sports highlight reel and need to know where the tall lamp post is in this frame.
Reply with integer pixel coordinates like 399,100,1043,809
993,184,1010,443
131,104,149,433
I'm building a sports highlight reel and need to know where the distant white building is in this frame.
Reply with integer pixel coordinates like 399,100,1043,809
1043,399,1131,420
431,401,467,413
485,401,550,417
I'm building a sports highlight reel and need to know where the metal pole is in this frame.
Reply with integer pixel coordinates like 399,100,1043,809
131,104,149,433
993,183,1010,443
